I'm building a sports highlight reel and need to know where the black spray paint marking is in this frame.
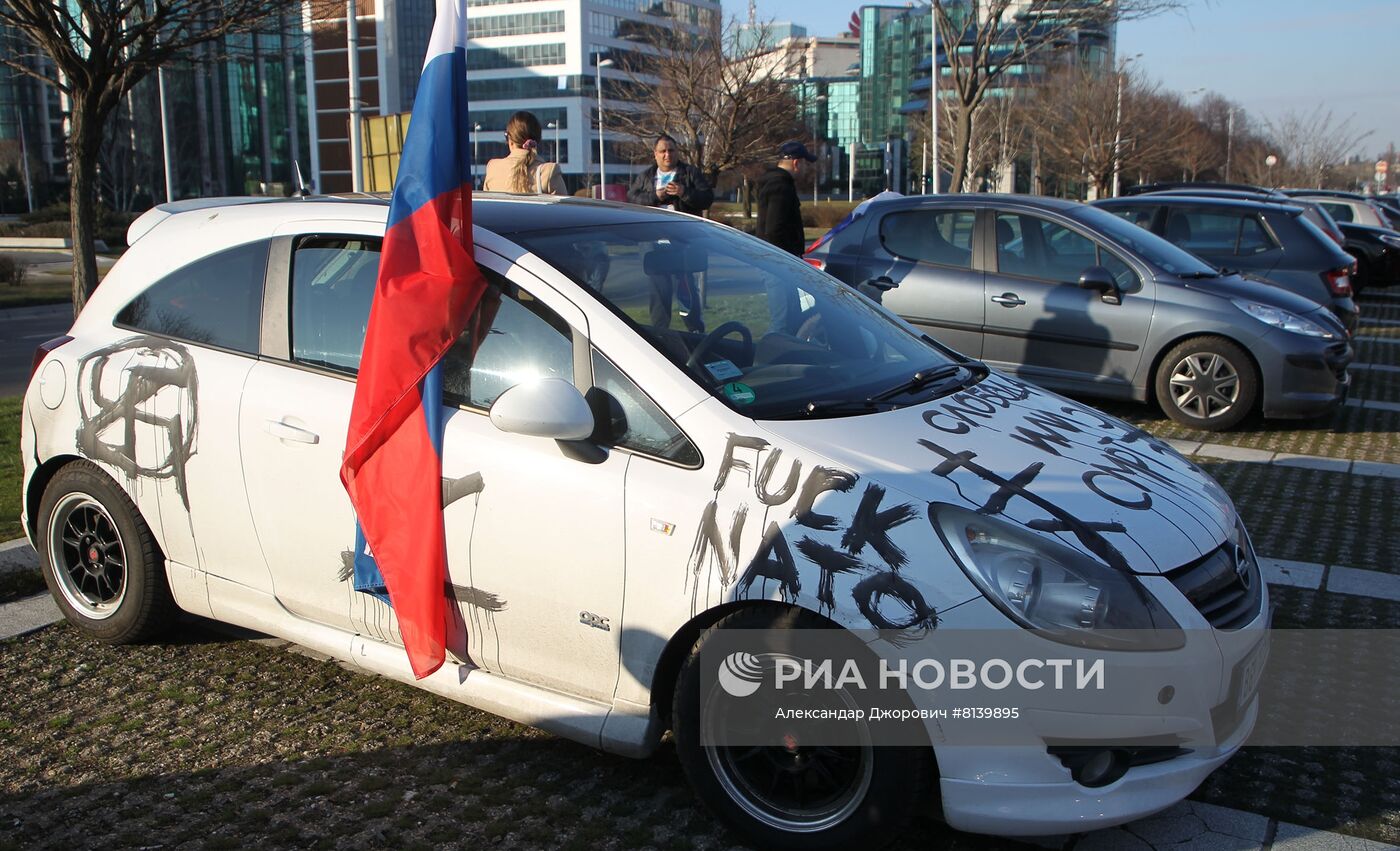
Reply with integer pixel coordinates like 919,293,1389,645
76,336,198,509
755,448,802,506
688,500,749,587
338,550,355,583
790,467,859,530
442,472,485,508
919,440,1132,574
851,572,936,631
796,537,867,616
712,433,769,491
737,522,801,603
840,484,917,569
447,584,507,612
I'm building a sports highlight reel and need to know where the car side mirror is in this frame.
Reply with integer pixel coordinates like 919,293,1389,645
1078,265,1121,305
489,378,595,441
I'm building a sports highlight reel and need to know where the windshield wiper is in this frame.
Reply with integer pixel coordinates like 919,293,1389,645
870,364,969,401
799,398,885,417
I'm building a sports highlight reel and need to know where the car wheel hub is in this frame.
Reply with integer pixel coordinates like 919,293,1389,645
48,495,128,620
1169,353,1239,419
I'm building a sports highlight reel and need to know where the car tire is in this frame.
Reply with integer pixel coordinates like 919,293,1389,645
1155,336,1258,431
672,606,931,851
37,461,175,644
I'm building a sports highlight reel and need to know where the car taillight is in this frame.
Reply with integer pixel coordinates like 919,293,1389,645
30,335,73,381
1321,268,1352,297
803,257,826,271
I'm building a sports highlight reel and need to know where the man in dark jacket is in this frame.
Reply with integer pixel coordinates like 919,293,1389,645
629,135,715,330
755,141,817,332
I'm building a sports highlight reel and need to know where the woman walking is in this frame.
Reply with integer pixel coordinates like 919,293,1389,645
481,111,568,195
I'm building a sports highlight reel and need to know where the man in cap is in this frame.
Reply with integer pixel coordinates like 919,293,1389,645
755,140,818,332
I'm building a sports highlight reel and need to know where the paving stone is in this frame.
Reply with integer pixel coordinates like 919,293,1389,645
1195,443,1275,464
1164,438,1202,457
1020,835,1071,849
1074,829,1154,851
0,592,61,641
1349,362,1400,373
1186,800,1271,842
1260,558,1325,590
1354,336,1400,345
1271,454,1352,474
1121,804,1209,845
1348,461,1400,479
1360,399,1400,414
1325,566,1400,603
1271,822,1400,850
0,537,38,578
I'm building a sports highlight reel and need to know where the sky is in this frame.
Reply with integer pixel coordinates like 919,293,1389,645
719,0,1400,158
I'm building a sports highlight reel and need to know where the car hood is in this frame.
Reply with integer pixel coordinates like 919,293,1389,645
757,371,1236,576
1173,271,1330,315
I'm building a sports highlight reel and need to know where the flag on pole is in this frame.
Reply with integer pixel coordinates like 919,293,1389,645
340,0,487,680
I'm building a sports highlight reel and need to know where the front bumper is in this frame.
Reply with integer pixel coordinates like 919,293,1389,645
1263,335,1352,419
938,695,1258,836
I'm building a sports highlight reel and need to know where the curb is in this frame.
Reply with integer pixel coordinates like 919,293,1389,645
1165,440,1400,479
0,536,38,578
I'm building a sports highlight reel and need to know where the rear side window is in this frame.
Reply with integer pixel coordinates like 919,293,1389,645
1318,202,1353,223
879,209,975,268
291,236,381,374
116,240,268,354
1237,216,1277,255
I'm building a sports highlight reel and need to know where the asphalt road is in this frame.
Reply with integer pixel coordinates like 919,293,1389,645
0,303,73,398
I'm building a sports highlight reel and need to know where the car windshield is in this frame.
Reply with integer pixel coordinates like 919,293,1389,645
510,219,970,419
1073,205,1219,276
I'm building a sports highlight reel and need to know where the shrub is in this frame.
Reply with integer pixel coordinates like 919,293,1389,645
0,256,29,287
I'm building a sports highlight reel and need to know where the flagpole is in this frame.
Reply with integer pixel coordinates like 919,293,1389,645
595,57,613,198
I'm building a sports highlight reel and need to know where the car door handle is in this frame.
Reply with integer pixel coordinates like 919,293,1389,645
990,293,1026,307
265,419,320,444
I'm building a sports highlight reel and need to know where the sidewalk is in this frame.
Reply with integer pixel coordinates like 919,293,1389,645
0,537,56,640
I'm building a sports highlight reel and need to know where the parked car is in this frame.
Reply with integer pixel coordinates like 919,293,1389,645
1281,190,1393,229
1124,187,1348,248
1122,181,1272,197
23,194,1271,849
1094,195,1359,330
1335,221,1400,291
807,194,1351,430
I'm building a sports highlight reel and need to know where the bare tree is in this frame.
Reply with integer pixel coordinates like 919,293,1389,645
1029,67,1194,197
606,18,805,188
1261,106,1372,189
0,0,299,312
929,0,1181,191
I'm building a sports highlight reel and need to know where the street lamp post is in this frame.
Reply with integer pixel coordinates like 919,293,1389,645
1110,53,1142,198
1265,153,1278,187
1224,107,1236,182
596,57,614,198
928,3,939,194
472,122,482,187
547,120,560,165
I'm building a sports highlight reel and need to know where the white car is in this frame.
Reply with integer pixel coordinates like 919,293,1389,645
20,195,1268,849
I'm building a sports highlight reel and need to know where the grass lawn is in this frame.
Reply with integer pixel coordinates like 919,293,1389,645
0,277,72,309
0,396,21,541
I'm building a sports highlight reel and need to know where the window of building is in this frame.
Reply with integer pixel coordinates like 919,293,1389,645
470,10,565,38
116,240,267,354
880,209,975,268
466,43,566,71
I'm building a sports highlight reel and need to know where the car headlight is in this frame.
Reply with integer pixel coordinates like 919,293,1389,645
931,503,1184,651
1232,299,1337,339
1379,234,1400,250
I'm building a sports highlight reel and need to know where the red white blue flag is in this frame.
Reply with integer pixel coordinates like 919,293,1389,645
340,0,487,680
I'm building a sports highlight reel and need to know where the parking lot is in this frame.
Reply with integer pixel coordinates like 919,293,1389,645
2,289,1398,850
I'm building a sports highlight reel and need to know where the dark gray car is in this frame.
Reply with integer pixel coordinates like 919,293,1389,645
806,194,1352,430
1093,195,1359,335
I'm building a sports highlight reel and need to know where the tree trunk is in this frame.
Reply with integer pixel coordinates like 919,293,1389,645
68,101,106,315
950,103,974,193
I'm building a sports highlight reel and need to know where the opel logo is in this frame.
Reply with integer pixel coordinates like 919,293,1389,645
1234,541,1253,590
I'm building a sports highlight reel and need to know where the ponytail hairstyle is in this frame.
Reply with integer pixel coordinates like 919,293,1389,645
505,111,544,193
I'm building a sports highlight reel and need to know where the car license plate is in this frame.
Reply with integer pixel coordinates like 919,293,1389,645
1235,637,1269,713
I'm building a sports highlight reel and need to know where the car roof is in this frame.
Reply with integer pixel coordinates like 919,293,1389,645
1095,195,1303,214
128,192,680,246
864,193,1084,213
1281,189,1367,201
